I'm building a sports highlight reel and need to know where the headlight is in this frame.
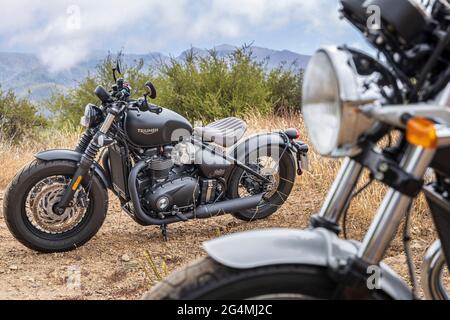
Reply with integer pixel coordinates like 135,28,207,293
80,104,103,128
302,47,374,157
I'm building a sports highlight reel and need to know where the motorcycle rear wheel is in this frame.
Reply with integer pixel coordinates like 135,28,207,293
143,257,389,300
227,146,296,222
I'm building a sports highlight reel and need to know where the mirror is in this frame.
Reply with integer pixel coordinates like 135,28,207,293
112,53,123,82
144,81,157,99
115,57,123,75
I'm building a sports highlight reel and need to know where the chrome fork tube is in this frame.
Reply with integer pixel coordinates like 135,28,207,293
421,240,450,300
357,146,436,265
100,113,116,134
318,158,363,224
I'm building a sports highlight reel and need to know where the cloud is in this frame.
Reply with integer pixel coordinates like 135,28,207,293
0,0,345,72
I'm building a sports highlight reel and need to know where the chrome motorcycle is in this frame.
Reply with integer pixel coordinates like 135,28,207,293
3,59,308,253
144,0,450,300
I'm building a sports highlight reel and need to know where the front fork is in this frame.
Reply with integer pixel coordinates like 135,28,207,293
56,113,116,211
314,146,434,263
310,158,363,233
313,146,435,299
357,146,435,264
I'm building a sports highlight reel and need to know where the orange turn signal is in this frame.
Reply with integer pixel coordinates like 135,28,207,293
72,176,83,191
406,117,437,149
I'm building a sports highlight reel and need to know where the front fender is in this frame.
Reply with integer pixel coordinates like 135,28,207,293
204,228,413,300
35,149,111,189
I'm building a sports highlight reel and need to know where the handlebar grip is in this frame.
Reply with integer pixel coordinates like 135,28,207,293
95,86,112,104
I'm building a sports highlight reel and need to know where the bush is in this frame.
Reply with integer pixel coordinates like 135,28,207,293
47,46,303,127
267,66,303,115
0,88,47,142
155,47,271,121
46,77,99,128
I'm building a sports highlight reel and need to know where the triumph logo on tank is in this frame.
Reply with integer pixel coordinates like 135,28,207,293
138,128,159,135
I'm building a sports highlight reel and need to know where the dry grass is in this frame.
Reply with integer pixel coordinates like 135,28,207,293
0,129,80,188
0,113,446,298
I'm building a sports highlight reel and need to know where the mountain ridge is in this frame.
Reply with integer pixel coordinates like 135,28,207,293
0,45,311,102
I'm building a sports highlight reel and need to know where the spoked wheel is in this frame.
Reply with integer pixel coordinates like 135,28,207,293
3,160,108,253
143,257,390,300
228,146,296,221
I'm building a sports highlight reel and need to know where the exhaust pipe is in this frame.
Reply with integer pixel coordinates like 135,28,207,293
128,161,263,226
193,195,263,219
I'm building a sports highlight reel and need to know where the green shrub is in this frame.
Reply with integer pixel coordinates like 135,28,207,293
47,53,149,127
267,66,303,115
155,47,271,121
47,46,303,127
0,88,47,142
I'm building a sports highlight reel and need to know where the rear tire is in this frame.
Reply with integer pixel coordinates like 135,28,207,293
143,257,389,300
3,159,108,253
228,146,296,221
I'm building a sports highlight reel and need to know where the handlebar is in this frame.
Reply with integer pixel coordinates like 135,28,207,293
134,99,162,114
95,81,131,105
94,86,112,104
95,81,162,115
122,99,162,115
148,104,163,114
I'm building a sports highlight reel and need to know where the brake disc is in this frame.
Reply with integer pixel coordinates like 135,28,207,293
28,182,88,235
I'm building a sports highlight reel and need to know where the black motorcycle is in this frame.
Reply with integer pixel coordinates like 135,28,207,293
3,60,308,253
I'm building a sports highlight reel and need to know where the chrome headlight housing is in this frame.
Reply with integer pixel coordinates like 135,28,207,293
302,46,375,157
80,104,103,128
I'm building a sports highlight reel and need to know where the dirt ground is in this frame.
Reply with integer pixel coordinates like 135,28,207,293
0,176,319,300
0,175,446,300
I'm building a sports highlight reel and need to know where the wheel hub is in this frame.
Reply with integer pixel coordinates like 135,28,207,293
28,181,88,234
260,167,280,198
239,158,280,199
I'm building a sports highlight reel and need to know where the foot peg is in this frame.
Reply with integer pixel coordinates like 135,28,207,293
175,212,189,222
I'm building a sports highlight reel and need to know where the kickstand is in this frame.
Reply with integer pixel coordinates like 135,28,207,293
160,224,168,242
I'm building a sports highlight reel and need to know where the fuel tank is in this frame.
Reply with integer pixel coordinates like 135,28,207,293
125,108,193,147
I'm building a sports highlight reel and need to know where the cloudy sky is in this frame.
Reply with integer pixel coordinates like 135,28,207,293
0,0,368,72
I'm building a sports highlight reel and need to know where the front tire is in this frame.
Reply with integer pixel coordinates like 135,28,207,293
143,257,390,300
3,159,108,253
144,258,331,300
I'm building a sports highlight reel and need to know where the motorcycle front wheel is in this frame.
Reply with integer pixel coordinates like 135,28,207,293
3,159,108,253
143,257,389,300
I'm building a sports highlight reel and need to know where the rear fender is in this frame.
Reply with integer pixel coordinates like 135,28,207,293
227,133,292,164
35,149,111,189
204,228,413,300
